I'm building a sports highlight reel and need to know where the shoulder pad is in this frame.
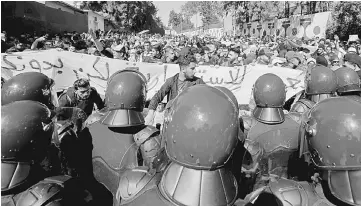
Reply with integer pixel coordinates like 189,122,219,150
243,139,263,169
286,112,302,124
133,125,160,146
290,98,315,113
54,121,77,147
84,110,105,128
242,115,255,131
261,178,334,206
16,176,71,206
116,166,160,204
298,98,315,109
57,121,74,137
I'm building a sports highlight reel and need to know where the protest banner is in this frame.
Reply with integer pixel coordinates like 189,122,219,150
2,50,305,105
241,11,331,39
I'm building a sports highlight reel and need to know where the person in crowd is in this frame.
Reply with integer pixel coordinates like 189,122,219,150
161,46,178,63
58,78,105,117
145,49,205,125
222,47,243,66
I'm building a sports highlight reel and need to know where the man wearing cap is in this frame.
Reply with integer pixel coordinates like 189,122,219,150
344,52,361,78
145,52,205,125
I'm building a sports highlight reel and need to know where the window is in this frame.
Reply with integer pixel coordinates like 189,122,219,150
94,17,97,22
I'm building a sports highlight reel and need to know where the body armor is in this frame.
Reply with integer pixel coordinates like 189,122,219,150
243,74,302,191
301,97,361,206
290,98,315,114
87,112,162,205
244,114,300,189
248,178,335,206
1,101,101,206
117,166,162,205
85,68,163,205
1,176,93,206
119,85,241,206
304,65,337,103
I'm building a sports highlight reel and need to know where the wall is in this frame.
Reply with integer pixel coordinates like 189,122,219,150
86,10,105,31
240,11,331,39
1,1,87,36
44,1,76,14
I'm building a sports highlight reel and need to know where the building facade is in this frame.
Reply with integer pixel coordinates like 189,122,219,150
1,1,88,35
84,10,105,32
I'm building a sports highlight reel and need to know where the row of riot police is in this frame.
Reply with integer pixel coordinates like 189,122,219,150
2,63,361,206
1,72,112,206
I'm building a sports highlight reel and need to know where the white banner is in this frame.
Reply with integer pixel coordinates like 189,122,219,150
2,50,305,105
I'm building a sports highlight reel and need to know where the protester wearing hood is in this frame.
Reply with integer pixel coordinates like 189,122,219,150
316,55,329,67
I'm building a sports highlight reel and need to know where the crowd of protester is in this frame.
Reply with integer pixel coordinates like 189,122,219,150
2,29,361,72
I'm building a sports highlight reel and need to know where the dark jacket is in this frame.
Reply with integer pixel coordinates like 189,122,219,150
148,73,205,110
58,87,105,117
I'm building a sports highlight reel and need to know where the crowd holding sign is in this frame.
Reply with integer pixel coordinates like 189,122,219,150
1,50,305,105
2,2,361,206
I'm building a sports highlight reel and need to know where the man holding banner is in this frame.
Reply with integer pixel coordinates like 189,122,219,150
145,51,205,125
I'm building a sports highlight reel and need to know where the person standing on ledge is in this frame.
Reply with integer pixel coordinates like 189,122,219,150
145,48,205,125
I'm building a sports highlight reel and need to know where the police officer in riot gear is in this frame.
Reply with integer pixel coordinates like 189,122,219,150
116,84,246,206
84,68,163,205
241,73,302,192
290,65,337,114
334,66,361,101
247,97,361,206
1,72,90,178
1,101,95,206
299,97,361,206
2,72,59,109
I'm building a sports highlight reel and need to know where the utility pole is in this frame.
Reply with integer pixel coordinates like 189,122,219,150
180,13,183,34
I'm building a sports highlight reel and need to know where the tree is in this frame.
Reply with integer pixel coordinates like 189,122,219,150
76,1,164,33
181,1,223,28
223,1,285,23
168,10,181,28
326,1,361,41
168,10,194,32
